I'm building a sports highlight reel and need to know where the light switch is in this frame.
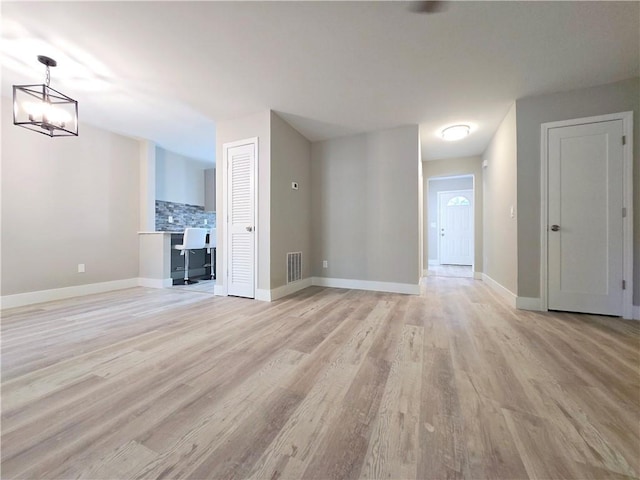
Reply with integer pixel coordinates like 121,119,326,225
168,215,173,223
510,205,515,218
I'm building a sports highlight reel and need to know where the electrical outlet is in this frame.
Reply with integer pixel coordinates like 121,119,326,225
204,219,208,225
292,182,299,190
78,263,85,273
168,215,173,223
323,260,328,268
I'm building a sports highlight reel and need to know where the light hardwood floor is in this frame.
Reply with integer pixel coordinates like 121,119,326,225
2,277,639,479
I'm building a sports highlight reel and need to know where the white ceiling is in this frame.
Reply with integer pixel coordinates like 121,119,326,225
2,1,638,164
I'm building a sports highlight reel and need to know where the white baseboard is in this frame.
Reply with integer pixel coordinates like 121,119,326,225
312,277,420,295
473,271,483,280
516,296,542,311
1,278,140,310
214,284,227,296
422,269,429,277
138,277,173,289
255,278,313,302
481,274,516,308
428,259,440,266
271,278,313,301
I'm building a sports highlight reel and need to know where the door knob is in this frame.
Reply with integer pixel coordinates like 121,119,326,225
246,226,253,232
550,225,560,232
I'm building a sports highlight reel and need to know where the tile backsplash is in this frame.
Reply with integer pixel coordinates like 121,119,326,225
155,200,216,232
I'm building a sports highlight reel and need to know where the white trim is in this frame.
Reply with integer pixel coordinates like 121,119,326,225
255,289,271,302
633,305,640,321
223,137,259,300
481,273,516,308
312,277,420,295
422,268,429,276
428,174,474,182
138,277,173,289
516,296,542,311
622,114,634,320
540,111,633,318
473,272,483,280
254,277,314,302
1,278,139,310
214,284,227,296
273,277,313,300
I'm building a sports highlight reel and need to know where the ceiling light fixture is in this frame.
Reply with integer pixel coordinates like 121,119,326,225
13,55,78,137
441,124,470,141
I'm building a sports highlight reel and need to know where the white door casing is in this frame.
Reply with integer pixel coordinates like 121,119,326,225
438,190,474,266
226,140,257,298
542,113,633,317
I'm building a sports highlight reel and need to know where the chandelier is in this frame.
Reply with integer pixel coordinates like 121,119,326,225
13,55,78,137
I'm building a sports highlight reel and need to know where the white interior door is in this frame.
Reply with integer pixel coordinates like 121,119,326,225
438,190,473,265
226,142,256,298
548,119,624,315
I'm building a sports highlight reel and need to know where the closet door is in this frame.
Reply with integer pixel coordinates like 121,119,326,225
226,141,256,298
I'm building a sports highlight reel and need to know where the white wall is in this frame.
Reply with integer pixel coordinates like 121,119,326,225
216,111,271,292
482,103,518,294
270,112,312,288
515,77,640,304
426,176,473,263
155,147,208,207
1,101,140,296
423,156,483,273
311,125,421,286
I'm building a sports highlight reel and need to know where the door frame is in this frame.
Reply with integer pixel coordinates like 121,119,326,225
220,137,259,298
539,111,633,318
437,188,474,266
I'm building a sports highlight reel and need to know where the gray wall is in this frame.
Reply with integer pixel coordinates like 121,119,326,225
423,156,483,273
311,125,421,285
155,146,207,207
270,112,312,288
515,77,640,304
426,176,473,263
1,101,140,296
216,110,271,291
483,103,518,294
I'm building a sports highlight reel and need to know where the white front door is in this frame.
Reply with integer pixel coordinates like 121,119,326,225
548,119,624,315
226,141,256,298
438,190,473,266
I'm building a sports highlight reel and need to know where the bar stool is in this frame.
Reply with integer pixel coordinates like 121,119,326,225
204,228,216,280
173,228,208,284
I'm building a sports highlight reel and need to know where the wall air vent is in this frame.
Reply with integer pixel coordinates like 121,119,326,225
287,252,302,283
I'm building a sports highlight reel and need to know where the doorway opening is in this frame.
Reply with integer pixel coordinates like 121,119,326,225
427,175,475,278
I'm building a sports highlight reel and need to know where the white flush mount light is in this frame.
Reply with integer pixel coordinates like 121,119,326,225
441,124,470,141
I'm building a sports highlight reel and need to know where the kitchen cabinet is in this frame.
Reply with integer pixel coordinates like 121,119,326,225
170,233,215,284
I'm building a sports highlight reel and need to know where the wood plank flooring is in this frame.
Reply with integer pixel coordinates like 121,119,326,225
1,277,639,479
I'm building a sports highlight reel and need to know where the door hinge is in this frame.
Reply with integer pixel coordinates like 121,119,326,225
622,135,626,145
622,280,626,290
622,207,627,218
